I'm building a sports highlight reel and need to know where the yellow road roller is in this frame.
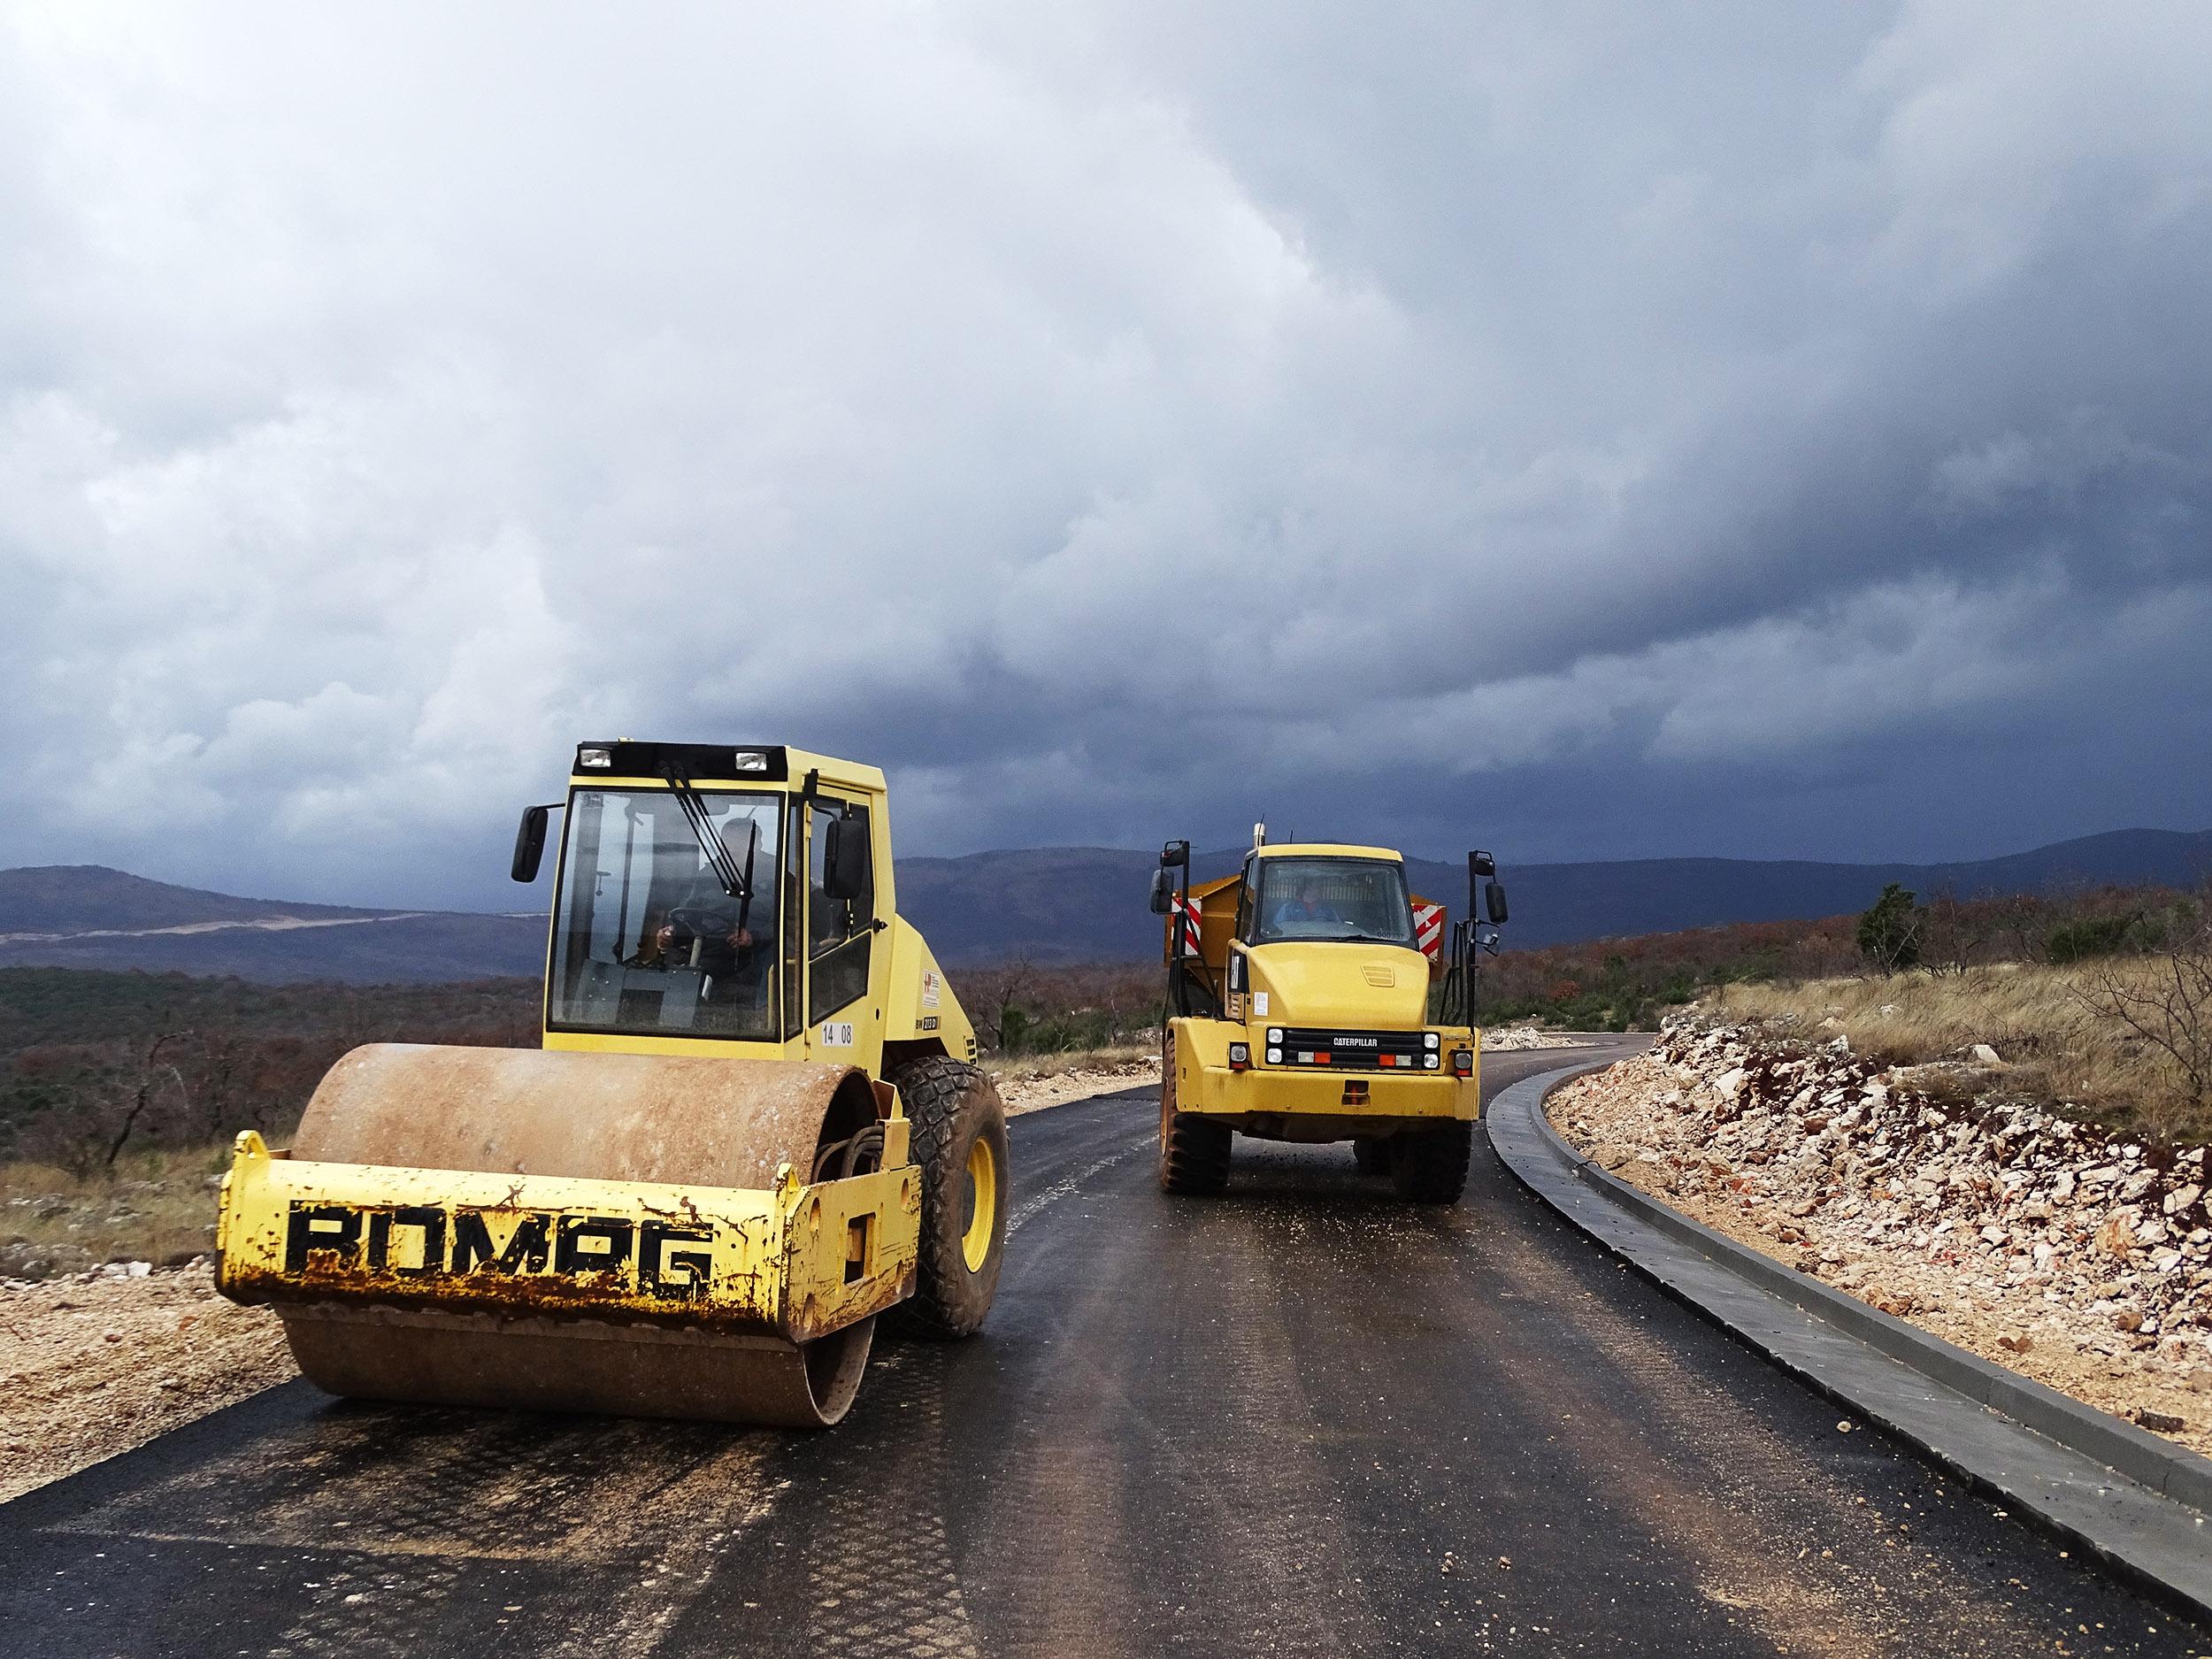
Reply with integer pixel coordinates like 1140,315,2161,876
216,741,1007,1427
1148,828,1508,1202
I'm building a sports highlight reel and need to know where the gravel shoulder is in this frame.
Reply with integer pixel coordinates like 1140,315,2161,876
0,1262,293,1503
1552,1023,2212,1458
992,1053,1160,1117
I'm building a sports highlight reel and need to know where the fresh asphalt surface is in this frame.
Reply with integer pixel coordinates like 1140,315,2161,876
4,1039,2206,1656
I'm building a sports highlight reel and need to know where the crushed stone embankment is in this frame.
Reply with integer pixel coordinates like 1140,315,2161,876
1552,1018,2212,1458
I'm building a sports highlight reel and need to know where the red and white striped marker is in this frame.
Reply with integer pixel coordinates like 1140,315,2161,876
1413,902,1445,962
1171,895,1204,956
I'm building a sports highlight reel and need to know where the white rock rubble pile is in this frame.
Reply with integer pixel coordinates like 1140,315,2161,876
1554,1015,2212,1453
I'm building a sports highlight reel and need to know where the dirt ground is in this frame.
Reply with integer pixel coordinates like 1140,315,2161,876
0,1261,293,1503
1552,1034,2212,1459
992,1051,1160,1116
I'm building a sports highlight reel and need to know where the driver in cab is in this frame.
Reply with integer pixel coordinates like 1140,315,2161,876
1271,879,1343,934
631,886,758,994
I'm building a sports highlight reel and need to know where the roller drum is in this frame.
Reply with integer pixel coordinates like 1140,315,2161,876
273,1043,885,1427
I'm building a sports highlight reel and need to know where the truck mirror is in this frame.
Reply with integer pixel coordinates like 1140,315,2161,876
1470,849,1496,879
1149,868,1176,915
1160,839,1190,869
1486,880,1509,925
511,804,550,883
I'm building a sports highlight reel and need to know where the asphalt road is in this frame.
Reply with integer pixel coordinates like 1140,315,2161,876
4,1039,2206,1657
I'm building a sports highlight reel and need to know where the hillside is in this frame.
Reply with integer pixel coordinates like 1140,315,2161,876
3,826,2206,980
0,866,546,984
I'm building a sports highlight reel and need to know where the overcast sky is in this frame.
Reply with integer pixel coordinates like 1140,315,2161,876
2,2,2208,910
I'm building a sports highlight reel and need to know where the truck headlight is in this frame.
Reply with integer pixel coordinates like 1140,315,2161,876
1424,1032,1440,1050
1267,1027,1284,1044
1451,1049,1473,1077
578,746,614,770
731,749,771,772
1228,1042,1249,1072
1266,1048,1281,1064
1425,1053,1440,1069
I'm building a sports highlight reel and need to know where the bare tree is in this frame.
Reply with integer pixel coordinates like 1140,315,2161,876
965,953,1036,1054
2076,891,2212,1120
1989,891,2050,965
104,1030,194,1166
1923,886,1997,976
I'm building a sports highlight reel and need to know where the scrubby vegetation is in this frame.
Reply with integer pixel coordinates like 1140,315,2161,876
0,969,539,1171
959,958,1160,1056
1471,915,1861,1032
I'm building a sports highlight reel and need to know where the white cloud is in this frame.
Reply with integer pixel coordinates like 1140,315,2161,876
0,2,2208,903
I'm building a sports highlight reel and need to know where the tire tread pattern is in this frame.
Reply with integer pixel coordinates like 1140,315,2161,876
1390,1120,1472,1203
887,1055,1006,1339
1157,1031,1232,1194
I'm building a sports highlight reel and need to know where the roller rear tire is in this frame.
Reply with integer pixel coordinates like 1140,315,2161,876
1390,1120,1471,1204
887,1056,1007,1338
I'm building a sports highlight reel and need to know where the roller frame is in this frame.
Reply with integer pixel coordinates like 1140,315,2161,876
216,1126,920,1347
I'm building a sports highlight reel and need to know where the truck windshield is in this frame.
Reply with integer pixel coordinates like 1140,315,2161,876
547,787,785,1040
1250,857,1415,947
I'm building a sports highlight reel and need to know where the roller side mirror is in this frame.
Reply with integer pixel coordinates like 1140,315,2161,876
511,804,550,883
824,815,868,901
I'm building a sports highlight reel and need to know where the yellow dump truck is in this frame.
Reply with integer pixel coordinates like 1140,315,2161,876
215,741,1007,1427
1148,830,1508,1202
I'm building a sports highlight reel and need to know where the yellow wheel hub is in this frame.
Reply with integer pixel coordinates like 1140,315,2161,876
960,1136,997,1272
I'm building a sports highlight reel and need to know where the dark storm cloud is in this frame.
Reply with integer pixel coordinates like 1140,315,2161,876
0,3,2206,909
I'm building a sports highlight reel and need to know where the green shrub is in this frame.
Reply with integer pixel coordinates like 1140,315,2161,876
2047,911,2142,964
1856,884,1924,973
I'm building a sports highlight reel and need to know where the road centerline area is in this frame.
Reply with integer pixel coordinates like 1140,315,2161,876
2,1047,2205,1656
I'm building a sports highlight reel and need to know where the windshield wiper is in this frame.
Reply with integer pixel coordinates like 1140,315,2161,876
662,764,750,902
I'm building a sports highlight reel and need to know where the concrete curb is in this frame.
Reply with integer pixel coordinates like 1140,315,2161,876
1487,1060,2212,1622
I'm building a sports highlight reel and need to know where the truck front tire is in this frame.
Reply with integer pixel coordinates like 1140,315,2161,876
1390,1120,1471,1204
1158,1032,1232,1194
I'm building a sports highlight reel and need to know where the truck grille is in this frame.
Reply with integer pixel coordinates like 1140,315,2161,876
1267,1028,1437,1071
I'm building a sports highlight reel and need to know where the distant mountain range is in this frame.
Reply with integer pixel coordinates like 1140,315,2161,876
900,826,2212,964
3,826,2207,983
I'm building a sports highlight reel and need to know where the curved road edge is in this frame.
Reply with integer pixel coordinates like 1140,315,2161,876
1486,1058,2212,1625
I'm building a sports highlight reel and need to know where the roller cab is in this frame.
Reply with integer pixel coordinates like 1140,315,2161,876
214,742,1010,1428
1149,831,1509,1203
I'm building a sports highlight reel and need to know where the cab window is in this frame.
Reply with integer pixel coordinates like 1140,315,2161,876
809,799,875,1021
1250,856,1415,947
547,788,783,1039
